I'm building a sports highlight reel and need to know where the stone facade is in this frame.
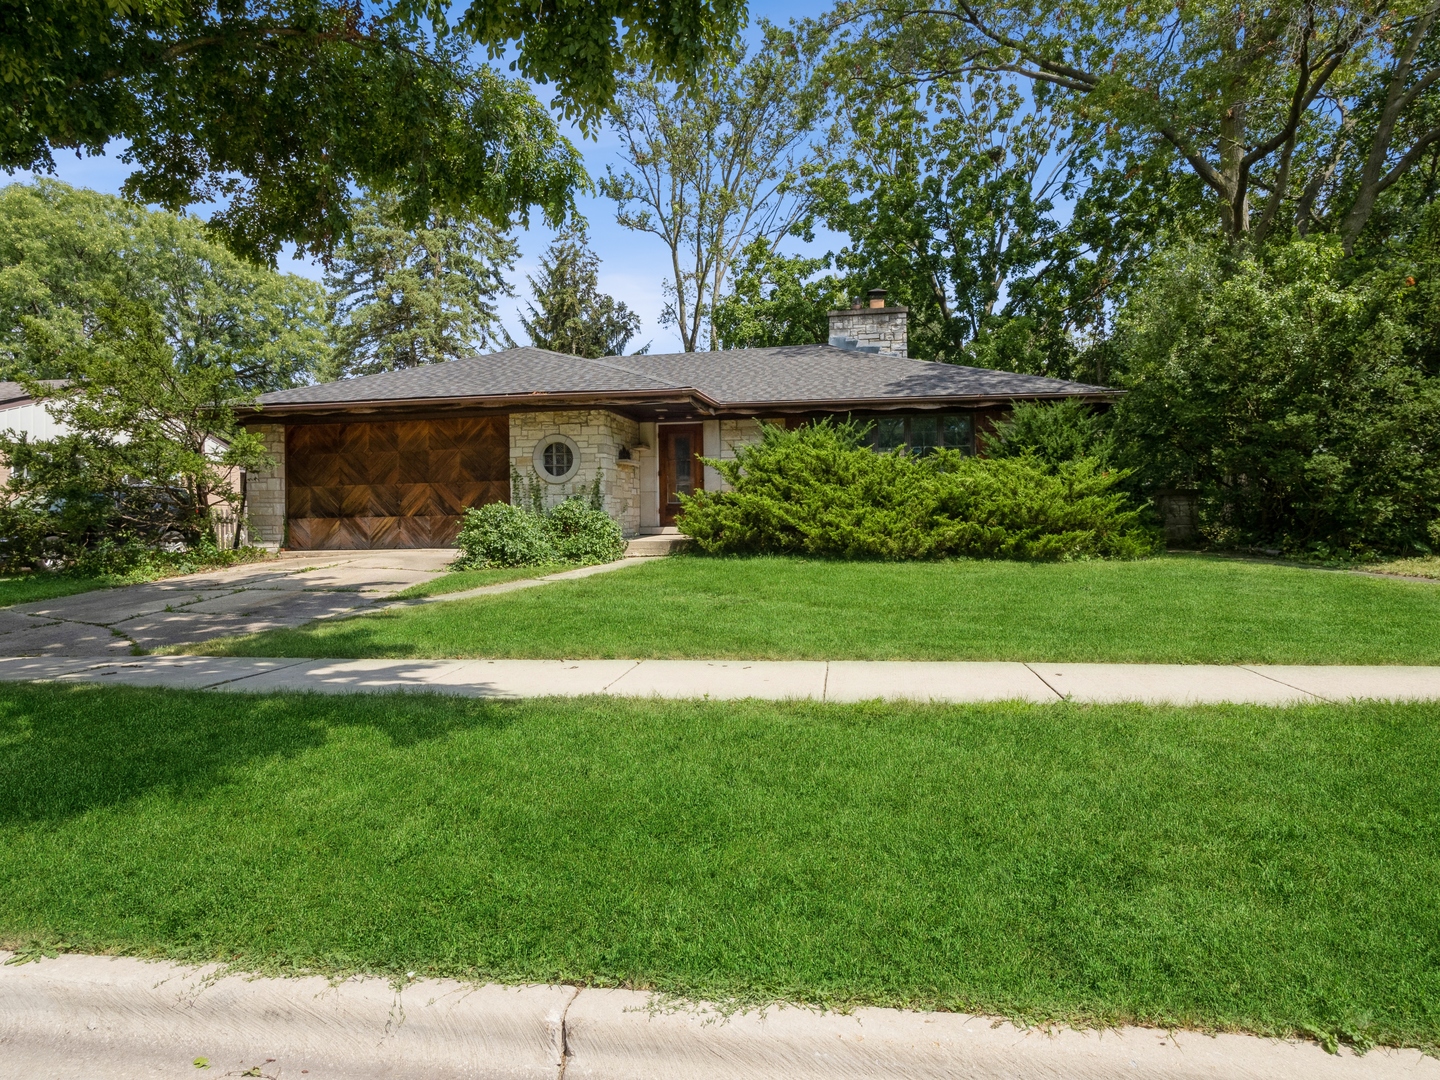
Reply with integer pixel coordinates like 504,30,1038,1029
719,418,767,462
827,306,909,358
245,423,286,549
509,410,642,536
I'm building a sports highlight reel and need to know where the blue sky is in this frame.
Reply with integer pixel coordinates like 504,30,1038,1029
11,1,838,354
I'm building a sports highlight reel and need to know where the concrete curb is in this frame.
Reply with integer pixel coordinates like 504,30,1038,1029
1,953,1433,1079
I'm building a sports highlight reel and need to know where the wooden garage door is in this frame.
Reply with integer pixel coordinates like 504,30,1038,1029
286,417,509,549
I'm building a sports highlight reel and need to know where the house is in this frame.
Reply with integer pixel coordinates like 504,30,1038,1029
0,380,69,488
239,293,1116,550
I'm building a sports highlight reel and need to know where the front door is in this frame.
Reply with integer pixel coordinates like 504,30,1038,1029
658,424,704,526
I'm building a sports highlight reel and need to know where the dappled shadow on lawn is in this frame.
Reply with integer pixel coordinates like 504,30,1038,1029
0,683,516,825
207,611,427,658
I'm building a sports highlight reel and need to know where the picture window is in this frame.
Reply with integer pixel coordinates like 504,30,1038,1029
853,414,975,455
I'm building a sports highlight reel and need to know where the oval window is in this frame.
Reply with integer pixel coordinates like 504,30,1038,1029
542,440,574,478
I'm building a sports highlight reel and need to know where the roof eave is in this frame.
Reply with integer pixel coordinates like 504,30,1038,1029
708,389,1122,412
238,385,1121,421
238,387,713,420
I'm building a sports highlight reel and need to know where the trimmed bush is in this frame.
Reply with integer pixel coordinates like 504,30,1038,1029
455,493,626,569
546,498,627,564
455,502,557,568
677,421,1160,560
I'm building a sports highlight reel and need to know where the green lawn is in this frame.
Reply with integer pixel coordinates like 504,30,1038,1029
198,553,1440,665
0,574,115,608
391,563,567,599
0,684,1435,1050
1370,554,1440,581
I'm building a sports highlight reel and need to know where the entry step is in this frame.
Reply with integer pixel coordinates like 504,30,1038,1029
624,534,692,557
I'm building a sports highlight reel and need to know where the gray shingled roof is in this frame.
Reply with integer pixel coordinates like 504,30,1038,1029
253,345,1111,410
0,380,66,408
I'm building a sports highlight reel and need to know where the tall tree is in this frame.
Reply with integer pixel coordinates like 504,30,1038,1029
711,239,846,348
830,0,1440,251
324,193,516,379
0,180,328,388
601,21,826,351
517,229,642,357
809,44,1191,371
3,0,744,260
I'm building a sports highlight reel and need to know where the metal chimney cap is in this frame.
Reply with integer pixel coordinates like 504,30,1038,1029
866,288,888,308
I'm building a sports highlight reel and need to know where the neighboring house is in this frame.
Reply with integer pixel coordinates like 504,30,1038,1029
0,380,70,488
0,382,242,542
240,293,1117,551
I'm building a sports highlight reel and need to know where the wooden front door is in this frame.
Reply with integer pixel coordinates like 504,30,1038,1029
286,417,510,549
658,424,704,527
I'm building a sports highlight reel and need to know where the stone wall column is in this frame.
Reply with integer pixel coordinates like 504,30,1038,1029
244,423,287,549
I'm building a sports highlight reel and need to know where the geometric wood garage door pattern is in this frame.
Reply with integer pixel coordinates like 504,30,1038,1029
286,417,510,549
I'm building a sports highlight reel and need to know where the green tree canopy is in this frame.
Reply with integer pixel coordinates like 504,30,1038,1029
812,14,1207,372
602,20,827,351
830,0,1440,251
711,239,846,349
516,229,642,357
2,294,271,552
324,191,517,379
2,0,743,259
0,180,328,388
1111,233,1440,553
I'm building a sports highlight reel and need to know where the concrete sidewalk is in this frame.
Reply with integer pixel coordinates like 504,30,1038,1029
3,653,1439,704
2,952,1431,1080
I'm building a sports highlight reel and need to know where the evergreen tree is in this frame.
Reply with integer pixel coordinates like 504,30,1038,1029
518,230,643,357
324,193,517,379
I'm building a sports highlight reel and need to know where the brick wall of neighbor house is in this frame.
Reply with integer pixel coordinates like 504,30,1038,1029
246,423,286,548
827,307,909,358
510,410,641,535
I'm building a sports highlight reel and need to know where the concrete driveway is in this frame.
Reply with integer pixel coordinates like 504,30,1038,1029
0,549,455,656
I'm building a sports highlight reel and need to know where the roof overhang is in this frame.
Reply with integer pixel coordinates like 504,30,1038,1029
238,386,1122,425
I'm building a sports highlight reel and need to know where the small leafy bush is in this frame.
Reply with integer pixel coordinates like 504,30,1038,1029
546,499,626,563
455,477,626,569
678,420,1160,560
455,502,557,568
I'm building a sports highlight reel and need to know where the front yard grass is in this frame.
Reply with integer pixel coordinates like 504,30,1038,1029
0,684,1435,1051
391,563,568,599
199,553,1440,665
0,574,118,608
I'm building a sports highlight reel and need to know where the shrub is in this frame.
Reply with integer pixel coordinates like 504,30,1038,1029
455,502,557,568
677,421,1159,560
455,486,626,569
546,498,626,563
982,399,1114,470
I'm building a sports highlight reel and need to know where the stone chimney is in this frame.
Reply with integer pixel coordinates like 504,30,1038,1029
827,288,908,358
